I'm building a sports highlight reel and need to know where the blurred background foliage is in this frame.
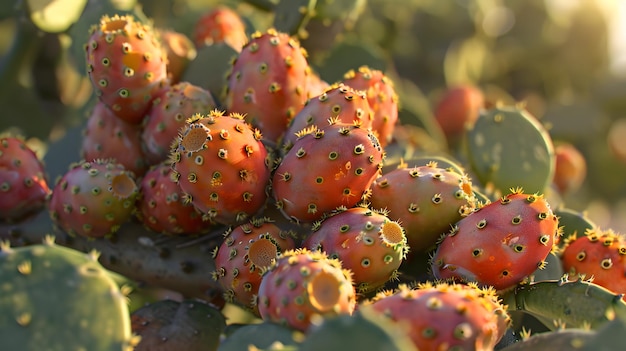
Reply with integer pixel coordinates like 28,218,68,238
2,0,626,231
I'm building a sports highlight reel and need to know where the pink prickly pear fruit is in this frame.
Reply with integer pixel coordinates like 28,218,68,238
170,110,272,225
136,162,213,235
193,6,248,51
341,66,399,147
553,142,587,195
158,29,197,84
256,248,357,332
49,159,138,238
81,101,149,177
434,85,485,143
141,82,217,165
366,282,510,351
0,136,51,222
280,83,374,154
85,14,169,124
272,119,385,224
212,217,297,315
369,161,476,253
225,29,314,143
302,206,409,294
431,188,560,290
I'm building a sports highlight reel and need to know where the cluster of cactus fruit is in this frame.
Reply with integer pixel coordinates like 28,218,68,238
2,2,626,351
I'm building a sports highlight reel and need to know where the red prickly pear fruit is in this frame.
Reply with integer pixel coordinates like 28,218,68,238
280,83,374,154
272,120,385,224
552,142,587,195
434,85,484,144
431,188,560,290
225,29,314,143
49,159,138,238
85,14,169,124
136,162,213,235
141,82,217,165
561,228,626,299
157,29,197,84
366,282,511,351
193,6,248,51
302,206,409,294
170,110,272,225
212,217,297,315
256,248,357,332
0,136,51,222
369,161,476,253
341,66,399,147
81,101,149,177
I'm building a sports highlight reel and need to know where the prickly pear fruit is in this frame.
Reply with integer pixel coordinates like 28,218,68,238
431,188,560,290
434,84,484,144
193,6,248,51
0,136,50,222
303,206,408,293
142,82,217,165
49,159,138,238
158,29,197,84
369,161,476,253
136,162,212,235
85,14,169,124
553,142,587,195
212,217,297,315
225,29,314,143
561,228,626,299
170,110,271,225
366,282,510,351
81,101,149,176
272,120,385,223
256,248,357,332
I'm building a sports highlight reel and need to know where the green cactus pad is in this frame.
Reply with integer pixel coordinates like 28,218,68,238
182,42,238,105
464,105,555,195
218,321,304,351
498,329,595,350
554,207,597,244
0,238,134,351
273,0,317,36
27,0,88,33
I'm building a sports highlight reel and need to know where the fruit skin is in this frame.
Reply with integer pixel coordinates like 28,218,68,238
81,101,149,177
0,136,51,222
212,217,297,315
225,29,314,143
553,142,587,195
341,66,399,147
256,248,357,332
157,29,197,84
366,282,510,351
369,161,476,253
302,206,409,294
272,120,385,224
431,188,560,290
193,5,248,51
141,82,217,165
170,110,272,225
49,159,139,238
434,85,484,143
136,162,213,235
85,14,169,124
561,228,626,299
280,83,374,154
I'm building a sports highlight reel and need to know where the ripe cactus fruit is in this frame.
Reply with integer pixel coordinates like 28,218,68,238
369,161,476,253
0,136,50,222
561,228,626,299
553,142,587,195
212,217,297,315
141,82,217,165
81,101,149,177
49,159,138,238
341,66,399,147
431,188,560,290
256,248,357,332
157,29,197,84
366,282,510,351
85,14,169,124
272,120,385,223
136,162,212,235
302,206,409,293
280,83,374,154
192,6,248,51
225,29,314,143
170,110,271,225
434,85,485,144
